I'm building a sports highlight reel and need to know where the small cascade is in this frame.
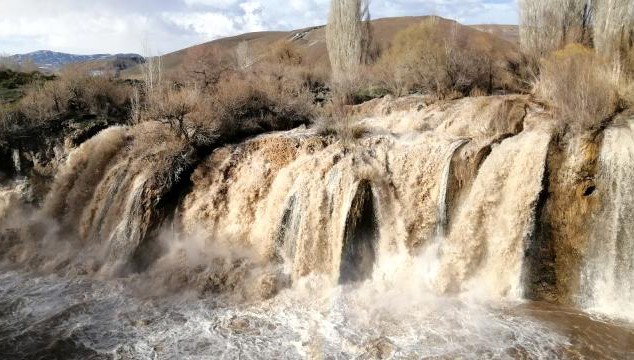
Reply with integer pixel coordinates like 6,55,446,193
435,139,468,239
339,180,378,284
34,123,195,275
580,122,634,321
102,173,151,274
82,162,129,243
275,194,301,264
435,130,550,298
12,149,21,176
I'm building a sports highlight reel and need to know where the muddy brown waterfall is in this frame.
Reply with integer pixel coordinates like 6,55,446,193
1,95,634,358
580,120,634,321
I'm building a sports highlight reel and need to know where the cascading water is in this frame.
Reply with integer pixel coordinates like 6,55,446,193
435,139,468,238
434,130,551,298
11,150,20,176
1,95,633,358
580,121,634,321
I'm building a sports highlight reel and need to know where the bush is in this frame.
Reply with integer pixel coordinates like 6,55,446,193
0,71,133,135
181,45,234,90
19,74,130,124
211,71,316,132
373,20,496,98
143,84,202,141
137,69,317,146
268,40,305,66
533,44,632,133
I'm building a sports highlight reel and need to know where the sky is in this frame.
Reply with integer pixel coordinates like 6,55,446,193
0,0,518,55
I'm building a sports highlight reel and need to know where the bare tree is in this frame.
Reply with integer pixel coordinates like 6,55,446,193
182,45,232,89
146,86,200,141
326,0,371,83
594,0,634,63
519,0,594,57
141,48,162,95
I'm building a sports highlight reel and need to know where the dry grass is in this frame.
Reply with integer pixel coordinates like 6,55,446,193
314,80,369,145
533,44,632,133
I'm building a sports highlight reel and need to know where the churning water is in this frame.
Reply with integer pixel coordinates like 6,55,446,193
1,266,633,359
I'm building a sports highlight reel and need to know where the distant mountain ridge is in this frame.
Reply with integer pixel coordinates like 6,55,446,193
10,50,144,71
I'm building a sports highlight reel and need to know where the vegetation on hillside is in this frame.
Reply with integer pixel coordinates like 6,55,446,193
0,69,55,104
1,0,633,174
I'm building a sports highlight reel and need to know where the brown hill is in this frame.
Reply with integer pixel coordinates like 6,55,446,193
471,24,520,45
124,16,520,78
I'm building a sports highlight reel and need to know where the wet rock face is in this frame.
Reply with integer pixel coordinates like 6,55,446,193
541,135,602,304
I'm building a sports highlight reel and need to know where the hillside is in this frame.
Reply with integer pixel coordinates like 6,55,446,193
10,50,144,72
471,24,520,44
125,16,520,77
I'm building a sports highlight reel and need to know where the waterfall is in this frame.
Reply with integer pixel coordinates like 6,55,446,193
435,139,468,239
580,122,634,321
6,93,634,357
276,194,301,266
5,95,554,302
435,130,550,298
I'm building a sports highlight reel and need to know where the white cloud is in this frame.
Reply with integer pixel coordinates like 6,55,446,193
0,0,518,55
164,12,238,39
182,0,240,10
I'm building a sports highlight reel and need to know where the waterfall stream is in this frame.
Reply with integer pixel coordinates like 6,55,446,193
580,120,634,321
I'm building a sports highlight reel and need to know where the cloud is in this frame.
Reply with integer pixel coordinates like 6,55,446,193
0,0,518,55
163,12,239,40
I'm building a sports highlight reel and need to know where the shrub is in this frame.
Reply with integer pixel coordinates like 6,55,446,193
0,105,26,133
143,84,202,141
533,44,631,133
181,45,234,90
374,20,496,98
0,71,133,135
81,76,132,117
314,77,370,146
211,71,316,132
18,82,66,125
137,69,317,146
268,40,305,66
